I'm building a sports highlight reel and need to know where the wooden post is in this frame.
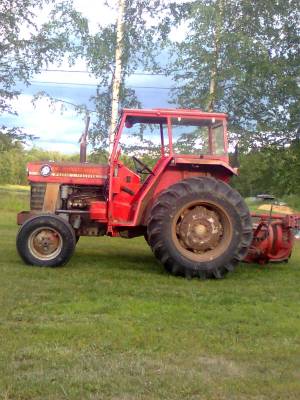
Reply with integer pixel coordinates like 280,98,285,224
80,115,90,163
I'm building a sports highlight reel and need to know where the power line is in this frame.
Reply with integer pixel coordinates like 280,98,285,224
40,68,169,76
45,97,96,113
31,80,172,90
0,67,186,76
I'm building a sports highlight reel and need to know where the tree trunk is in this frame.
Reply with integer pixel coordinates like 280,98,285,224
207,64,217,112
109,0,126,156
206,0,224,112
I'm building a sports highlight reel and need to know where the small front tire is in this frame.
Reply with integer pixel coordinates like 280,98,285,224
16,214,76,267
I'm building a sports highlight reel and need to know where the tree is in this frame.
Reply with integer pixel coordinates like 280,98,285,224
0,0,43,142
0,127,36,152
1,0,40,116
88,0,170,152
232,142,300,197
0,0,89,142
168,0,300,149
37,0,169,154
109,0,126,155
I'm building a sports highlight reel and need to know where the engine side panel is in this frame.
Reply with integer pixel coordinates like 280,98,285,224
27,161,108,186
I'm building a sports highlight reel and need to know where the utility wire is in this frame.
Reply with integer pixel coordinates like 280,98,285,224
39,68,170,76
0,67,185,76
31,80,173,90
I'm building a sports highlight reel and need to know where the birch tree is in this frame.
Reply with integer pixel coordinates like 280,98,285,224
206,0,224,112
30,0,169,154
109,0,126,155
169,0,300,149
87,0,169,152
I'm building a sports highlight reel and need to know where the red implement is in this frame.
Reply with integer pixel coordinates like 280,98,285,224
244,213,300,264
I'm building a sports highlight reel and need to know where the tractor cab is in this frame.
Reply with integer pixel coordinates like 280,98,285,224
113,108,229,177
105,109,235,227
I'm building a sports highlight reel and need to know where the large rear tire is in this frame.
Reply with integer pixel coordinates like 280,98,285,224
16,214,76,267
147,177,252,279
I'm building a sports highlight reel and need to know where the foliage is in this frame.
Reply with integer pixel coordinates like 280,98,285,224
88,148,109,164
0,147,79,185
0,127,38,152
1,0,42,115
282,194,300,212
36,0,170,149
0,132,23,153
0,0,90,145
232,142,300,197
168,0,300,148
0,150,26,185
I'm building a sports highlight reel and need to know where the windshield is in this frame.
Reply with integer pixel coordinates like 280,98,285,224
120,117,169,157
116,116,169,174
171,117,226,155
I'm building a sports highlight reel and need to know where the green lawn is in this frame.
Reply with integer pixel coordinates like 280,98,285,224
0,189,300,399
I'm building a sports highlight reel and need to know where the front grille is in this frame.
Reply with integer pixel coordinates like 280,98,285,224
30,183,46,210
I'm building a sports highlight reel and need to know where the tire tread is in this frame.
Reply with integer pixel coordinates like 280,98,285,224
147,177,252,279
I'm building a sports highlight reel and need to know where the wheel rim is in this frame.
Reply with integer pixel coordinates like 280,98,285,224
28,227,63,261
172,200,233,262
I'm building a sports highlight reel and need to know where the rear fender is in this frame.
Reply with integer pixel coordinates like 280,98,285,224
135,159,236,226
172,157,238,179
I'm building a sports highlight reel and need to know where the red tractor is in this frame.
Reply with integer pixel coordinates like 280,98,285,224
16,108,297,279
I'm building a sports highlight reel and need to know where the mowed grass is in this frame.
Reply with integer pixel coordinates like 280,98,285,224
0,189,300,400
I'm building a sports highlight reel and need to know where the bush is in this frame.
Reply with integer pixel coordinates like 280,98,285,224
232,143,300,198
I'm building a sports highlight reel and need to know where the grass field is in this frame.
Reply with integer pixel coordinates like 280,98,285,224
0,188,300,399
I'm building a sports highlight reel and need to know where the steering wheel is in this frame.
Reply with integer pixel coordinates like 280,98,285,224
132,156,153,175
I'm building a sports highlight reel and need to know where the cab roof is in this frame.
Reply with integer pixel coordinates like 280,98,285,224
121,108,228,120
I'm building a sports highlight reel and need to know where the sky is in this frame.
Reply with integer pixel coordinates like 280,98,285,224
2,0,188,154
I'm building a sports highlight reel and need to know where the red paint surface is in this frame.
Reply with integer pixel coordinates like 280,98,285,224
90,201,107,221
244,213,300,264
28,161,108,186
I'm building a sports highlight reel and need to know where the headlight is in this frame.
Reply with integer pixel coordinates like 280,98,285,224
40,164,52,177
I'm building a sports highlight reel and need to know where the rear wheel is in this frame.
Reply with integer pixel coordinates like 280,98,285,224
147,177,252,279
16,214,76,267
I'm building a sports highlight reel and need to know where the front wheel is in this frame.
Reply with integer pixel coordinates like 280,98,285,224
16,214,76,267
147,177,252,279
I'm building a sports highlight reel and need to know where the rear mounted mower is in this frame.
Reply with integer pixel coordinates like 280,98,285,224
245,213,300,265
16,108,300,279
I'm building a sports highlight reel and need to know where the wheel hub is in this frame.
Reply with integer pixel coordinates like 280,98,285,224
177,206,223,252
29,228,62,260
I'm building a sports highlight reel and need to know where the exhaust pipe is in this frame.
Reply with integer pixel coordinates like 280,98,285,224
79,115,90,163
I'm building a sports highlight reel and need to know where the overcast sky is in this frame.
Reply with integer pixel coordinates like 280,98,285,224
3,0,188,154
